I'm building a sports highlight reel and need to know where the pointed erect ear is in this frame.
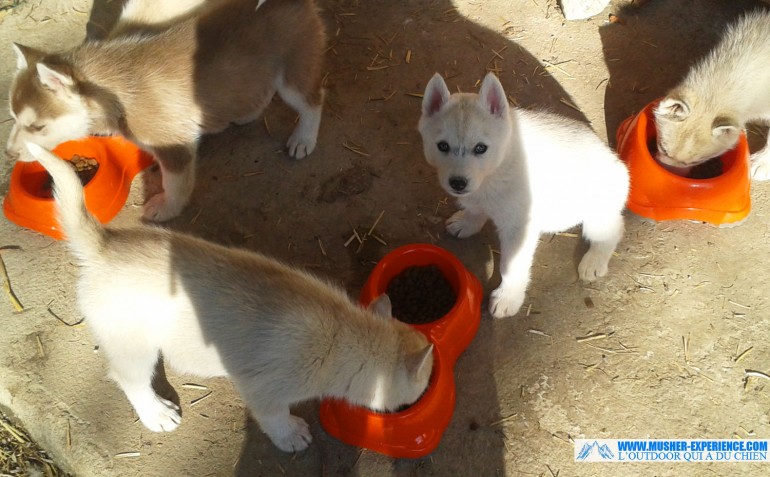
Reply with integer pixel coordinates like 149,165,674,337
36,62,75,93
478,72,508,118
12,43,41,70
712,116,740,141
422,73,451,117
406,343,434,379
654,97,690,121
367,294,393,320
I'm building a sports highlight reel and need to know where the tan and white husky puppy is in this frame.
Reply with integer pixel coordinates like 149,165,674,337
653,10,770,180
419,73,629,318
7,0,326,221
24,142,432,452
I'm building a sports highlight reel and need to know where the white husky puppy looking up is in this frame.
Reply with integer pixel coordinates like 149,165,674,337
25,142,433,452
653,10,770,180
7,0,325,221
419,73,629,318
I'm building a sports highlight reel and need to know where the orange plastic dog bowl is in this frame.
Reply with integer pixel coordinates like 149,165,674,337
3,136,155,239
616,101,751,226
319,243,483,459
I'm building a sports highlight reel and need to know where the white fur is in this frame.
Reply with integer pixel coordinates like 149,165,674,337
7,0,325,221
26,142,433,452
653,10,770,180
119,0,209,25
274,77,323,159
8,105,91,163
419,73,629,318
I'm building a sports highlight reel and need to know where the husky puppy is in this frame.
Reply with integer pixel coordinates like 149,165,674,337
653,10,770,180
6,0,326,221
25,142,433,452
419,73,629,318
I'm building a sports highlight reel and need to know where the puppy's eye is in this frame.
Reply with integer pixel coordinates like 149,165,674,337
473,143,487,155
437,141,450,153
28,124,45,132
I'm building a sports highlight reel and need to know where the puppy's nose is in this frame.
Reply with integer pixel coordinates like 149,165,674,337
449,176,467,192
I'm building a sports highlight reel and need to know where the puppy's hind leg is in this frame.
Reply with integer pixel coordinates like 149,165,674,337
104,344,181,432
276,30,325,159
578,213,624,281
143,143,197,222
276,76,323,159
237,386,312,452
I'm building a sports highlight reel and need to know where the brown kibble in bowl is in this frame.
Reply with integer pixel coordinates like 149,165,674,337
41,154,99,198
386,265,456,324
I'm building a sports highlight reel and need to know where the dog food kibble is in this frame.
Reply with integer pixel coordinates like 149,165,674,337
42,154,99,198
386,265,456,324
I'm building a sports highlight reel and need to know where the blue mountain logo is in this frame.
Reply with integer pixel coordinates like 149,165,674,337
577,441,615,461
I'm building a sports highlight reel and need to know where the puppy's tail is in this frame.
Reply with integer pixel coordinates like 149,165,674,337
25,142,105,261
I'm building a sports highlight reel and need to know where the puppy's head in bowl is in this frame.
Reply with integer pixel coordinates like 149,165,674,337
652,93,742,178
616,100,751,225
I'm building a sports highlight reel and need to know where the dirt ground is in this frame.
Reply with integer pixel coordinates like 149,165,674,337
1,0,770,476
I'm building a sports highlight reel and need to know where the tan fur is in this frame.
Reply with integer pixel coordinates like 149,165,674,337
7,0,326,221
26,141,433,453
653,10,770,179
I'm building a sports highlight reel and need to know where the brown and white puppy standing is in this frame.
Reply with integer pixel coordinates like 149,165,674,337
26,142,433,452
7,0,326,221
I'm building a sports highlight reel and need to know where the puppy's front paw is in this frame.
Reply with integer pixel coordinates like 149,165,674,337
136,396,181,432
287,129,317,159
489,285,525,319
751,149,770,181
578,248,610,281
446,210,485,238
270,415,312,452
143,192,184,222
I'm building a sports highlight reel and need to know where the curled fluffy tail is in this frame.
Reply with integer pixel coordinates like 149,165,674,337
25,142,104,261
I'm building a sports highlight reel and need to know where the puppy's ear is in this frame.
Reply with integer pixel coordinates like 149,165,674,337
422,73,450,117
36,62,75,93
654,97,690,121
406,344,434,380
367,294,393,320
478,72,508,118
712,116,741,142
12,43,42,70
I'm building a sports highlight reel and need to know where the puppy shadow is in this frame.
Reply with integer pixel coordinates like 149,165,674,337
85,0,130,40
234,405,322,477
600,0,766,148
152,357,181,413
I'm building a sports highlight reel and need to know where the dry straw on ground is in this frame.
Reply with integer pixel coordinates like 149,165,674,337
0,410,71,477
